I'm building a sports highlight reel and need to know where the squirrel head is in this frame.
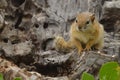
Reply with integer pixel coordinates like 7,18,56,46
75,12,95,31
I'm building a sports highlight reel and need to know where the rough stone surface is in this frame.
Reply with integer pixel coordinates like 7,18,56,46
101,1,120,32
0,0,119,80
0,57,43,80
69,51,117,80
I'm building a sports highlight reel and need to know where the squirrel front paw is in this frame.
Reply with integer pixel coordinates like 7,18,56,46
84,45,92,51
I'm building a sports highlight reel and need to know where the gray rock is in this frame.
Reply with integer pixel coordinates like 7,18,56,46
70,51,117,80
0,14,4,27
101,1,120,32
0,0,8,9
35,51,72,65
43,76,69,80
0,0,119,80
2,41,33,56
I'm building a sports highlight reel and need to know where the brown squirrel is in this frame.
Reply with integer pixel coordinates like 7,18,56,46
54,12,104,53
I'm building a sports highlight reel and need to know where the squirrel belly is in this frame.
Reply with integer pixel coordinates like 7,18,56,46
54,12,104,53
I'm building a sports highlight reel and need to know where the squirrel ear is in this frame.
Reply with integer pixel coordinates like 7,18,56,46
90,14,95,22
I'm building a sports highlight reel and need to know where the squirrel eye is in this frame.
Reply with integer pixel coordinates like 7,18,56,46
75,19,78,23
86,21,89,24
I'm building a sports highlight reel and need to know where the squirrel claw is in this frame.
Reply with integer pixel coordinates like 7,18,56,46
78,49,83,54
84,47,91,51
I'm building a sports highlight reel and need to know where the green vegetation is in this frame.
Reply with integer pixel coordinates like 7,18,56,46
99,62,120,80
81,72,95,80
0,73,3,80
0,73,22,80
81,62,120,80
14,77,22,80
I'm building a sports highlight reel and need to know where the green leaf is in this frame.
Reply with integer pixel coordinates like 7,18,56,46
116,66,120,80
81,72,95,80
0,73,4,80
99,62,120,80
14,77,22,80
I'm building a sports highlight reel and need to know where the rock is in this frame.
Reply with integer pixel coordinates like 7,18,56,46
69,51,117,80
45,0,104,22
43,76,69,80
0,0,119,80
46,0,81,22
114,20,120,34
35,50,72,65
104,32,120,63
11,0,26,8
2,41,33,56
0,14,4,28
0,11,6,33
101,1,120,32
0,0,8,9
31,13,60,51
0,57,42,80
88,0,104,20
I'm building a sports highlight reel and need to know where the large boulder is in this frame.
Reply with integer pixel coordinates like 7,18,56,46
101,1,120,32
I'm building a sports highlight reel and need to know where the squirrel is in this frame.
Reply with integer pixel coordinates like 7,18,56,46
54,12,104,53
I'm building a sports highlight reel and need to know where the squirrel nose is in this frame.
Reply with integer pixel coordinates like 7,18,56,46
78,27,82,30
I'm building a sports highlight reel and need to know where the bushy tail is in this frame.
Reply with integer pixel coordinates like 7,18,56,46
54,36,73,53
